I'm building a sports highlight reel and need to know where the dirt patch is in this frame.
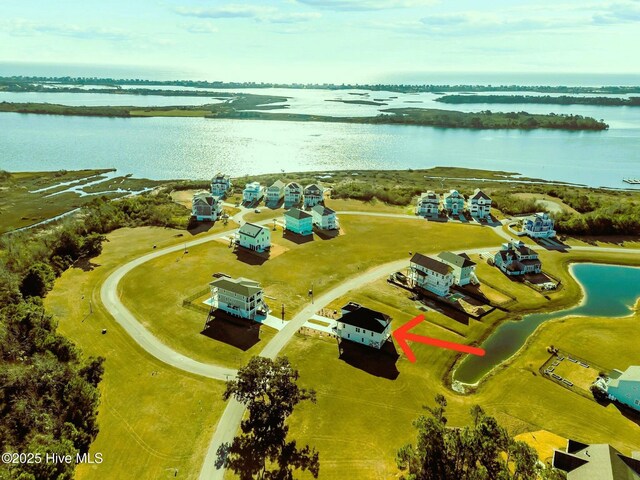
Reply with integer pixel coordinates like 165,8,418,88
171,189,202,208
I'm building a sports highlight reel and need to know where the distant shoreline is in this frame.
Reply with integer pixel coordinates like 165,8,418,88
2,75,640,95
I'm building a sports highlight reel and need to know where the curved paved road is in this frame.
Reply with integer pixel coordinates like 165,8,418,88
98,208,640,480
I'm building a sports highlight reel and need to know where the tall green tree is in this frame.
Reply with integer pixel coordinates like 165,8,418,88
216,356,320,480
397,395,564,480
19,262,55,298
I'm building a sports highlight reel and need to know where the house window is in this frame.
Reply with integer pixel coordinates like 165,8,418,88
636,399,640,406
355,328,360,333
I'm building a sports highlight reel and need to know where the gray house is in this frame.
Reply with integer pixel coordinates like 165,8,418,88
553,439,640,479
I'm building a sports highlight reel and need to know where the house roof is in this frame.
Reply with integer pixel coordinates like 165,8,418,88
471,188,491,200
553,441,640,480
193,192,215,206
437,251,476,269
410,253,451,275
268,180,285,190
284,207,312,220
239,222,268,238
304,184,323,195
244,181,261,190
420,191,439,201
212,173,230,181
339,303,391,333
515,244,537,256
210,276,262,297
608,366,640,388
285,182,302,190
312,204,335,216
445,189,463,199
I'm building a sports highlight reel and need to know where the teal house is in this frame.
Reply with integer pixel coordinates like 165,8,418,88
284,208,313,236
606,366,640,412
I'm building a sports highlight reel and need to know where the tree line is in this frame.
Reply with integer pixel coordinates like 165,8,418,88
435,94,640,107
3,76,640,95
0,192,189,479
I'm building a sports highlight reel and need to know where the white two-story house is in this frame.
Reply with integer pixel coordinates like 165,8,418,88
303,184,324,208
311,205,338,230
242,182,264,204
467,189,492,220
437,251,478,286
209,276,267,320
416,191,440,216
237,222,271,252
444,190,465,216
494,240,542,276
284,182,303,207
523,212,556,239
211,173,232,197
409,253,454,296
191,192,222,221
333,302,392,349
266,180,285,206
284,208,313,236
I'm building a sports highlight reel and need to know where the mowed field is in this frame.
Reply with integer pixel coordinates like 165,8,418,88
45,226,235,480
43,204,640,480
118,215,502,368
280,249,640,480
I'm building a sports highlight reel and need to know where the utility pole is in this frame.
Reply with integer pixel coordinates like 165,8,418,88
281,303,285,324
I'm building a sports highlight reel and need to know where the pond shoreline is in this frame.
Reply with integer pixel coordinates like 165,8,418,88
452,262,640,390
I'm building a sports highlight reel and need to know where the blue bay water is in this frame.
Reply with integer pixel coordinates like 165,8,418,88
1,112,639,188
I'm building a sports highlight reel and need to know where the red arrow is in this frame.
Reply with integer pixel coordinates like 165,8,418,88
392,314,485,363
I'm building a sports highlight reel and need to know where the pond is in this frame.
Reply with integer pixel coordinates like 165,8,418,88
454,263,640,385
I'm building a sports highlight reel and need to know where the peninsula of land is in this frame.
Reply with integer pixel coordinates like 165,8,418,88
0,101,609,131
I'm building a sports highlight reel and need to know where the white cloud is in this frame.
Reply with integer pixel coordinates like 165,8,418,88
175,4,321,24
4,20,131,41
183,22,219,34
175,5,274,19
592,1,640,24
294,0,436,11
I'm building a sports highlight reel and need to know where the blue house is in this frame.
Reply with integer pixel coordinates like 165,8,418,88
605,366,640,412
284,208,313,236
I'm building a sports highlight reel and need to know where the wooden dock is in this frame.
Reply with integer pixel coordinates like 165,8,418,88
623,178,640,185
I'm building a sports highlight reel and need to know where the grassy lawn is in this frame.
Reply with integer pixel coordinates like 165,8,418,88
328,198,413,214
119,216,502,367
279,249,640,479
512,193,579,214
563,235,640,249
45,227,230,480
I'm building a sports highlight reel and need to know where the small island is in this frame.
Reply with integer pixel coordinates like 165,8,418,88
0,101,609,131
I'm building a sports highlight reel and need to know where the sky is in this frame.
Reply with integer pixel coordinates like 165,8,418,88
1,0,640,83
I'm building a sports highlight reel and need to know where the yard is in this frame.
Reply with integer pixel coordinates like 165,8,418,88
45,227,229,480
280,248,640,479
118,215,502,367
